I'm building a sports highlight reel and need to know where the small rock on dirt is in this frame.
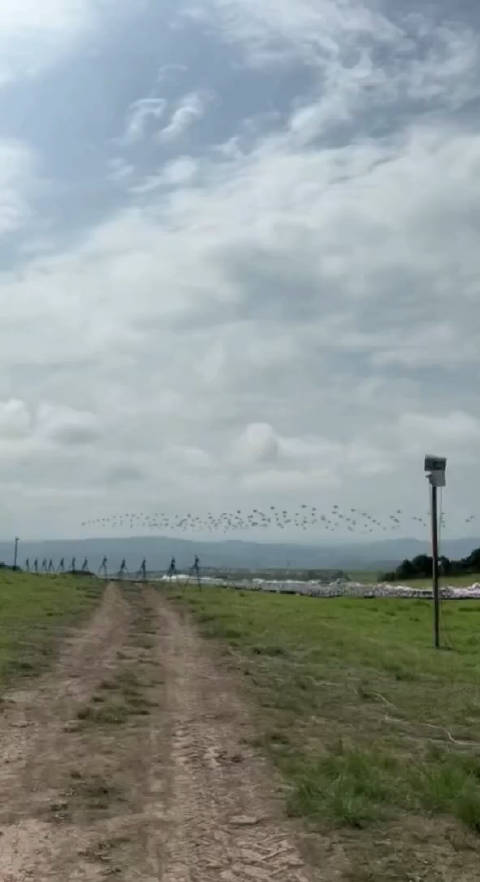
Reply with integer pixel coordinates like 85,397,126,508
230,815,261,827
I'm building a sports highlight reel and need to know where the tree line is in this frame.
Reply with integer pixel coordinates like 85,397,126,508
384,547,480,582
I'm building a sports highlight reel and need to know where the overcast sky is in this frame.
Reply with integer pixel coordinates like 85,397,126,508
0,0,479,541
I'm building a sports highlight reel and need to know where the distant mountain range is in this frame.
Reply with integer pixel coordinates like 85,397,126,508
0,534,478,574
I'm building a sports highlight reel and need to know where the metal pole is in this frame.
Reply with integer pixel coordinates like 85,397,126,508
13,537,19,570
431,484,440,649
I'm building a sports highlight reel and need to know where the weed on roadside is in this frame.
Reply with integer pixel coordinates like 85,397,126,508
77,666,154,726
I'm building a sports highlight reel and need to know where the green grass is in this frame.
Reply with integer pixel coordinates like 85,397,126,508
346,570,383,584
388,572,480,588
348,571,480,587
0,571,103,688
50,772,126,823
78,668,153,726
170,587,480,835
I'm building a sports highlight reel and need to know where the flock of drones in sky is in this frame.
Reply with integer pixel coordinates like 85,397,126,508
80,503,474,536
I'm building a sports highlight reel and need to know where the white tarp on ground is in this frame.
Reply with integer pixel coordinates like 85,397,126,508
157,574,480,599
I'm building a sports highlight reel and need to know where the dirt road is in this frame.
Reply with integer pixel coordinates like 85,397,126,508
0,583,320,881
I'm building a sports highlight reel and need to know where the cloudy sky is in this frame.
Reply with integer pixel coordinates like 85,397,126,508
0,0,479,541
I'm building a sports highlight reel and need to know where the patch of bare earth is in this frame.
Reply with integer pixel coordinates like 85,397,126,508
0,582,132,880
153,591,319,882
0,583,323,880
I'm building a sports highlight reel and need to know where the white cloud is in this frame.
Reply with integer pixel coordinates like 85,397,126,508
404,24,480,107
0,0,97,84
164,444,214,471
0,399,101,508
396,412,480,459
0,0,90,32
107,157,135,184
185,0,400,68
2,0,480,536
158,90,213,142
130,156,198,194
232,424,394,486
0,141,36,235
267,11,480,168
371,323,480,369
0,399,31,439
231,423,280,465
241,466,338,493
0,0,139,84
192,0,480,137
3,108,480,531
122,97,167,145
157,63,188,83
104,462,144,485
162,156,198,185
37,403,101,445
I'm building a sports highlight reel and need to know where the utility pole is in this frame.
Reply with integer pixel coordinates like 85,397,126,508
13,537,19,570
431,483,440,649
424,456,447,649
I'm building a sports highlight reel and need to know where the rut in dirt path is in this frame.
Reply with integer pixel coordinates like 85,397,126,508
0,584,322,881
148,589,318,882
0,582,132,881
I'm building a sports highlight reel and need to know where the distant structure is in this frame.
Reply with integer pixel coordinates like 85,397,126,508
58,558,65,573
71,557,76,573
34,559,38,574
192,555,201,586
41,558,48,573
25,559,30,572
99,557,108,577
81,558,89,573
13,536,20,570
48,559,54,573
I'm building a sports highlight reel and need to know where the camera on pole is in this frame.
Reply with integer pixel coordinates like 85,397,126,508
424,455,447,649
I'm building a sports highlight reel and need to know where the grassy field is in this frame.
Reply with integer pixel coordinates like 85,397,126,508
0,571,102,688
346,570,383,583
170,586,480,877
348,571,480,587
389,573,480,588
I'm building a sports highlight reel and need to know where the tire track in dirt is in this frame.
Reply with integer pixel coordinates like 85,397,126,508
0,582,132,880
0,583,321,881
150,589,318,882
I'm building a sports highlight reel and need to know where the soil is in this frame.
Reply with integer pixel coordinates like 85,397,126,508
0,583,322,881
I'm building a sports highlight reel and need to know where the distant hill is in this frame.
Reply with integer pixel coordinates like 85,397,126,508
0,534,478,574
